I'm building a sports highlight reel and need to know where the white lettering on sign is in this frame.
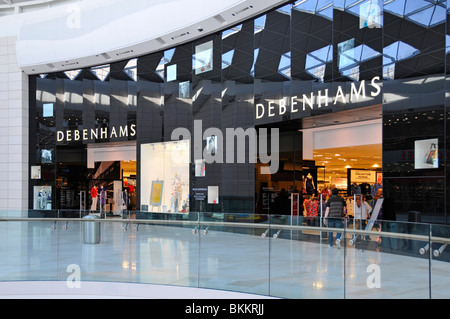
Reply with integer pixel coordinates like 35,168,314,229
256,76,381,119
57,124,136,143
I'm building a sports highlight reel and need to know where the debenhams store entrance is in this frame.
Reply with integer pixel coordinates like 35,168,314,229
29,1,449,224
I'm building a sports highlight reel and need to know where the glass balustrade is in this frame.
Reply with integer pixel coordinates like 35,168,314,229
0,211,449,299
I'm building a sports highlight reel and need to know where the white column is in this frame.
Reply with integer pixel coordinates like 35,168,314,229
0,36,29,216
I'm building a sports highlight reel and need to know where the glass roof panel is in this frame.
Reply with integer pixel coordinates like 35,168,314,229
254,15,266,34
90,64,110,81
222,49,235,69
64,69,81,80
383,41,420,64
124,58,137,81
384,0,407,16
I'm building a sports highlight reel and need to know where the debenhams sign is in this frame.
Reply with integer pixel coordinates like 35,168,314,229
57,124,136,143
256,77,381,119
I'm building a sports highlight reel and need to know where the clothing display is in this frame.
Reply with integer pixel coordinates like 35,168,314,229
99,186,106,209
90,186,98,211
304,199,319,219
305,174,315,195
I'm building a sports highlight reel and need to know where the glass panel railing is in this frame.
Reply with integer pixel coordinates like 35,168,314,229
430,223,450,298
197,212,270,296
269,216,344,298
126,212,199,287
344,220,432,299
0,211,449,299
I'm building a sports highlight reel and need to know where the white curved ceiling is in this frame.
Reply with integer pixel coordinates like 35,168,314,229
0,0,74,15
1,0,288,74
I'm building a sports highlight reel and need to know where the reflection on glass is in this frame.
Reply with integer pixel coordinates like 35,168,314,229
359,0,382,29
43,103,54,117
293,0,333,20
222,49,235,69
254,15,266,33
124,59,137,81
384,0,445,28
167,64,177,82
306,45,332,81
194,40,213,75
179,81,190,98
278,52,291,79
90,64,110,81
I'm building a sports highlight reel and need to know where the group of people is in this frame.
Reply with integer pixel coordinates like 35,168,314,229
303,187,386,247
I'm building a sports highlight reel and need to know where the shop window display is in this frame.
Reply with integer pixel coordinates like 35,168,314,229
140,140,190,213
33,186,52,210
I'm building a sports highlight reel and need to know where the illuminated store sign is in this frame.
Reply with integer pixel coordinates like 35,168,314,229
256,76,381,119
57,124,136,143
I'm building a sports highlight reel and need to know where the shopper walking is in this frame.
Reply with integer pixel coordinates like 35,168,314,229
324,188,347,247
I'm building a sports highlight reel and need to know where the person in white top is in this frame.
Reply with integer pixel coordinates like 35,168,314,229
354,195,372,223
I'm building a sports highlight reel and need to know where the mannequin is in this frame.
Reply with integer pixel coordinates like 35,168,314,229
38,186,47,209
305,173,315,196
90,186,98,211
170,174,184,212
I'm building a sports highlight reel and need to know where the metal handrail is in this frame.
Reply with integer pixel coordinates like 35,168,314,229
2,216,450,245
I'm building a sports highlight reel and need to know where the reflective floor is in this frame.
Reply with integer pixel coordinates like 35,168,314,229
0,220,449,299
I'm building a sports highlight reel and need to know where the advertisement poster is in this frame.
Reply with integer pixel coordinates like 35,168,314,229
194,40,213,75
350,170,376,184
150,181,164,206
415,138,438,169
208,186,219,204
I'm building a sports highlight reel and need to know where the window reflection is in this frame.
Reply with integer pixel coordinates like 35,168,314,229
384,0,446,28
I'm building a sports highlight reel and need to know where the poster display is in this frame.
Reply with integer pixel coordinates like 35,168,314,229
150,181,164,206
350,170,376,184
33,185,52,210
31,166,41,179
415,138,438,169
140,140,190,213
194,40,213,75
195,159,205,177
208,186,219,204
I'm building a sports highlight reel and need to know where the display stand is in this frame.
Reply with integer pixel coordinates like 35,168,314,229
358,198,384,251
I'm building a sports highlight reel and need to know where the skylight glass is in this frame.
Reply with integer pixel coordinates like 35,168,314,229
251,48,259,76
90,65,110,81
124,58,137,81
293,0,333,20
384,0,446,27
305,45,332,81
64,69,81,80
276,4,292,15
222,25,242,39
383,41,420,64
222,49,235,69
254,15,266,34
278,52,291,78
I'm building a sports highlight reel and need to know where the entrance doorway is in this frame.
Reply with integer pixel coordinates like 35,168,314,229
255,109,383,218
86,142,137,216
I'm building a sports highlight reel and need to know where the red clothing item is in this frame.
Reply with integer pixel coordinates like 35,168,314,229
90,187,98,198
305,200,319,218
